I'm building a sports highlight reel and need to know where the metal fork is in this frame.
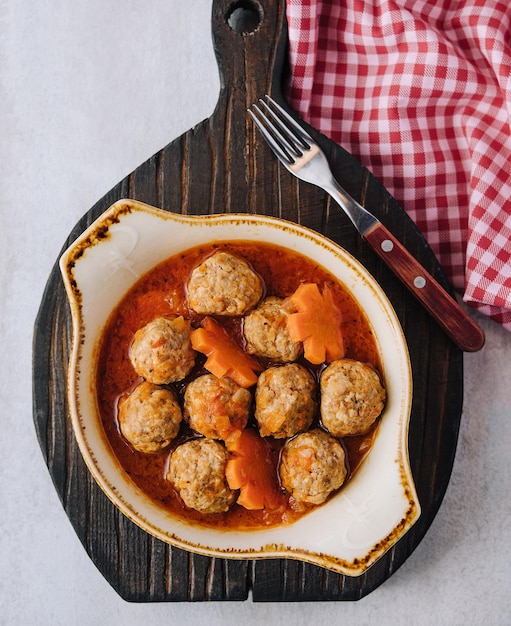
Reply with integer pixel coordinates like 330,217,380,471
249,95,484,352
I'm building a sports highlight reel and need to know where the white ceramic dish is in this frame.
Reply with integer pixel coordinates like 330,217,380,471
59,199,420,576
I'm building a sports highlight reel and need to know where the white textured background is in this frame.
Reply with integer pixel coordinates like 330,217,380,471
1,1,510,624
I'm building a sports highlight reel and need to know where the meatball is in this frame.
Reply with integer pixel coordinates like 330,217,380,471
129,316,196,384
320,359,386,437
187,251,263,316
243,296,302,362
167,438,235,514
117,381,182,454
183,374,252,441
279,429,347,505
255,363,316,438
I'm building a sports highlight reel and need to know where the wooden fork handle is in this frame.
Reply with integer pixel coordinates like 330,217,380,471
363,221,485,351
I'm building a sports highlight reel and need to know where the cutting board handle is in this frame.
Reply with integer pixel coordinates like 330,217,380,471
206,0,290,213
211,0,289,103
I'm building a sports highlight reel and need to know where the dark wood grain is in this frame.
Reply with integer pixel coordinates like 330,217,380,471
32,0,463,601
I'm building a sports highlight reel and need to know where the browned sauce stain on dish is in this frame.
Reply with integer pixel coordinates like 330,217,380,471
95,240,383,530
64,202,135,304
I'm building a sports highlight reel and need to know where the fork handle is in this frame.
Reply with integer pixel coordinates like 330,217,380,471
363,222,485,351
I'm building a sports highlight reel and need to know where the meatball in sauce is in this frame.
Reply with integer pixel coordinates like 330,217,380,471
183,374,251,441
187,250,263,316
118,381,182,454
129,315,196,384
167,439,235,514
280,429,347,506
320,359,386,437
243,296,301,362
255,363,316,438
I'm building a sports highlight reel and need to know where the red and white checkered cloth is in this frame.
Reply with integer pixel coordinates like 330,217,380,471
285,0,511,331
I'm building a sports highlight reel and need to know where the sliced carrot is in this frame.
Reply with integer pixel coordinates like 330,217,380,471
190,317,262,388
286,282,345,364
225,428,280,510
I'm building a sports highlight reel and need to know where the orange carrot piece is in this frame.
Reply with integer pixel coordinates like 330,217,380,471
225,428,280,510
286,282,345,364
190,317,262,388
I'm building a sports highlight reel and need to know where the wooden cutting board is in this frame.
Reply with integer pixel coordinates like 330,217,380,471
32,0,463,601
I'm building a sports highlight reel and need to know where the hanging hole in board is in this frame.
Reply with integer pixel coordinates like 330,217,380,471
226,0,263,34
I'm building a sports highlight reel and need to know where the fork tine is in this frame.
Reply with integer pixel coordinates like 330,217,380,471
256,99,307,158
248,105,295,164
262,95,315,149
249,95,318,167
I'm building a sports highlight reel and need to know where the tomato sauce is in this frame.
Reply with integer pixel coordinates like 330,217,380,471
96,241,383,529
